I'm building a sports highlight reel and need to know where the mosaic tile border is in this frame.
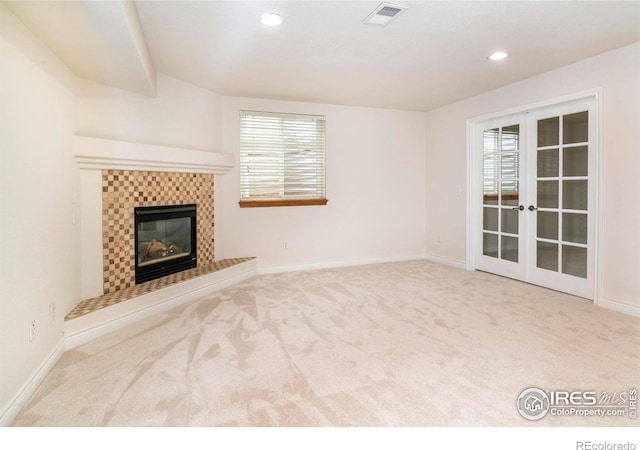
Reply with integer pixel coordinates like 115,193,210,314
65,257,256,321
102,170,215,293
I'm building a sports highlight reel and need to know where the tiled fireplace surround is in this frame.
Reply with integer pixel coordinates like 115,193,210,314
67,136,256,344
102,170,215,294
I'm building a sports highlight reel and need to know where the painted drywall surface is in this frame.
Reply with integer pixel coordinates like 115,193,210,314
424,42,640,307
0,5,79,420
76,72,222,152
220,96,427,269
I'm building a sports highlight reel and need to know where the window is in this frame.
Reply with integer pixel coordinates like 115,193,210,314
239,111,327,207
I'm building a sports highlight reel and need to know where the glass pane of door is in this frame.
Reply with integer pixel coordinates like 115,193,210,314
482,124,521,263
535,112,588,279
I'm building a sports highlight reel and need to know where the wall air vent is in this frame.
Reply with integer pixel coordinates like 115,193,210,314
363,3,408,26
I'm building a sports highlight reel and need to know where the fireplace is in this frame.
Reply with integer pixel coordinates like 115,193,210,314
134,204,197,284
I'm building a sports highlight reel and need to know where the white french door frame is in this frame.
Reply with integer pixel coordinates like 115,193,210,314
466,88,603,302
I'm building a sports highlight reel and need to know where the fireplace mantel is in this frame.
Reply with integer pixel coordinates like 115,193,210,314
74,135,234,174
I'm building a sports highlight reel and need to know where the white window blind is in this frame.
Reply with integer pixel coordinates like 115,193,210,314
239,111,326,204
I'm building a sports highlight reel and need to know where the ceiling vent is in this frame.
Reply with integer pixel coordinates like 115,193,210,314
363,3,408,26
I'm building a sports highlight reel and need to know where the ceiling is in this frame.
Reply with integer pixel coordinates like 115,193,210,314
5,1,156,96
6,1,640,111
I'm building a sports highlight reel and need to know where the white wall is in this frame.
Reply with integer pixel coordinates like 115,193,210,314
0,4,79,423
424,42,640,311
220,96,427,270
76,72,222,152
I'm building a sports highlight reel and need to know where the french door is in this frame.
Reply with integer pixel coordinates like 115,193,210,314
475,98,596,299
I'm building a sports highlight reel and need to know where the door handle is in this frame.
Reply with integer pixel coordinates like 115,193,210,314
512,205,524,211
528,205,538,211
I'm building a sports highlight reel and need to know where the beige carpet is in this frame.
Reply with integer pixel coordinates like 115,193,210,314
12,260,639,426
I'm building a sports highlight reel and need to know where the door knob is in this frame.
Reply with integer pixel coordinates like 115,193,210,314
528,205,538,211
512,205,524,211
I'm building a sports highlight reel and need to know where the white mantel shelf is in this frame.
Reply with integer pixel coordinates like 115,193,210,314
74,135,235,174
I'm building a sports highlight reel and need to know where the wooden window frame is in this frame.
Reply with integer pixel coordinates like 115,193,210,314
239,198,328,208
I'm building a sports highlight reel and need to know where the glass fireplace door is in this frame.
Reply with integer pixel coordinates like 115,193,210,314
137,216,192,267
134,204,197,284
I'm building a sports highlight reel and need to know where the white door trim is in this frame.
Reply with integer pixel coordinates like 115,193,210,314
466,88,602,302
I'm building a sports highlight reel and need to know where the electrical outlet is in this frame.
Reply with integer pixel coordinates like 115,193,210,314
49,302,56,322
283,241,288,249
437,235,442,244
29,320,36,342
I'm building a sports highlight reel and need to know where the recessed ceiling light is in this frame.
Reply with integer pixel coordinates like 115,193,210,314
261,13,284,27
488,51,509,61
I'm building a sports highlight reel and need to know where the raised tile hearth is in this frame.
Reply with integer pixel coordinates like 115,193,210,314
66,257,255,321
64,257,258,350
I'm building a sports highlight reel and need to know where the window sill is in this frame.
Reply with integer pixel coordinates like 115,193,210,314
239,199,328,208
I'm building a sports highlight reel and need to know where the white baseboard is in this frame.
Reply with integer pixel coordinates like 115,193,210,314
257,254,426,275
65,259,258,350
0,338,65,427
424,253,467,270
596,296,640,318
